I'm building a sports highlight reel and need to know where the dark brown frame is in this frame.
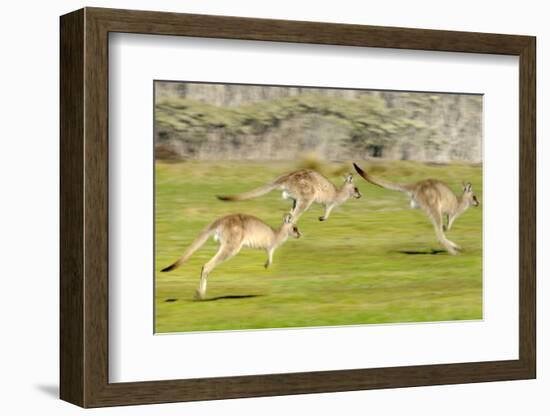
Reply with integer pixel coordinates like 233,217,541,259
60,7,536,408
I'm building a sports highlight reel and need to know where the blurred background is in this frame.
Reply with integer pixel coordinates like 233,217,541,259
155,82,482,163
154,82,482,333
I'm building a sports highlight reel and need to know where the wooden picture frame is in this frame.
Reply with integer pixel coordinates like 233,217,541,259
60,7,536,408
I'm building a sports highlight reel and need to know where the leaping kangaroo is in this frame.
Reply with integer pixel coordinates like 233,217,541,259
217,169,362,221
161,213,302,300
353,163,479,255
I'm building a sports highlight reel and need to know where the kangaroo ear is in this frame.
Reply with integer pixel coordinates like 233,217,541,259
465,182,472,192
283,213,293,224
344,173,353,183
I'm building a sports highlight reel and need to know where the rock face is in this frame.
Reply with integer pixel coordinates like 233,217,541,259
155,82,483,163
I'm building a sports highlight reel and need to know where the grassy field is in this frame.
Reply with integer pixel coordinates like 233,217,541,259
155,160,482,333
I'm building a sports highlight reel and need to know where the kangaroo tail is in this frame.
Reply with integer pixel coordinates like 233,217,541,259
161,224,216,272
217,182,277,202
353,163,410,192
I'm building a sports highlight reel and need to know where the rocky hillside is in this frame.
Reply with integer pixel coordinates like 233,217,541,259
155,82,482,163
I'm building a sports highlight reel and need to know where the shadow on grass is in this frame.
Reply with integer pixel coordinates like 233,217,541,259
397,249,447,255
202,294,264,302
164,294,264,303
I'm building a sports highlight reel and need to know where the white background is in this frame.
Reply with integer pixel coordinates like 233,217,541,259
0,0,546,415
110,34,519,382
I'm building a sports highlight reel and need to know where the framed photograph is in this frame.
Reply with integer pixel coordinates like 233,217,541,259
60,7,536,408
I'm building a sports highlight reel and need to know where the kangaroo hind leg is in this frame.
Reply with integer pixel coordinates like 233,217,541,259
291,198,313,221
282,190,297,212
427,208,459,255
195,244,241,300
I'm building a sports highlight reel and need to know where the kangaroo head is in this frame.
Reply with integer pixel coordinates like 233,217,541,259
342,173,362,199
281,213,302,238
462,182,479,207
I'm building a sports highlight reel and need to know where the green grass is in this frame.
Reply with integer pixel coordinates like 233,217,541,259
155,160,482,333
